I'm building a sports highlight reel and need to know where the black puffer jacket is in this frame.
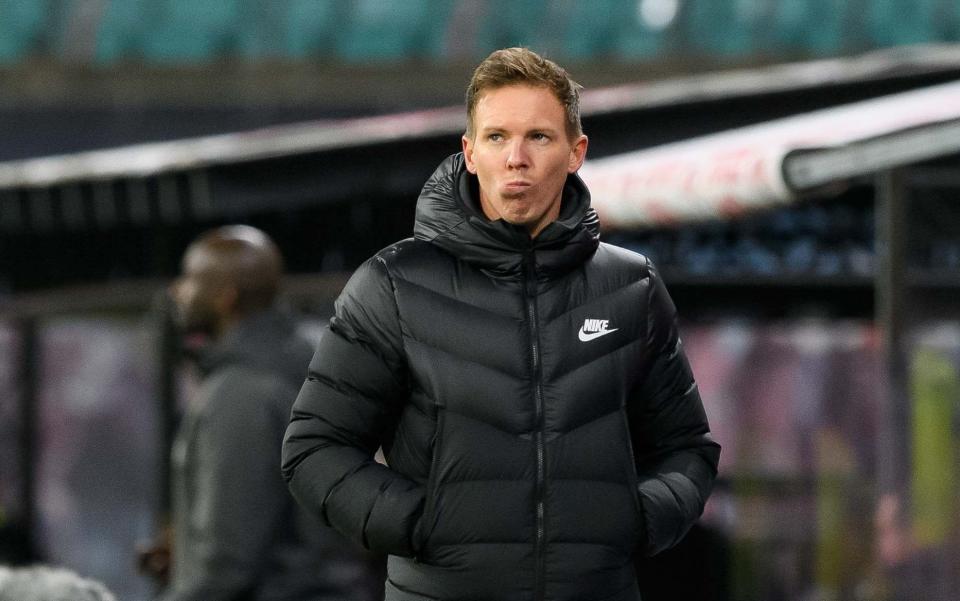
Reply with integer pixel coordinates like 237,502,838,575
282,153,720,601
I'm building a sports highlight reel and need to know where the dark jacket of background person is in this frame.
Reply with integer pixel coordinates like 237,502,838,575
162,308,378,601
282,153,720,601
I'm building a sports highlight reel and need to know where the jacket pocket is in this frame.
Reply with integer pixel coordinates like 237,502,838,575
415,408,445,558
385,579,442,601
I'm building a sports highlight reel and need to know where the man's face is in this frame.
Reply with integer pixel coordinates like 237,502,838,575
170,248,228,335
462,84,588,238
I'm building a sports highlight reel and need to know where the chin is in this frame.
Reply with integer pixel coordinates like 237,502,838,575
503,214,534,228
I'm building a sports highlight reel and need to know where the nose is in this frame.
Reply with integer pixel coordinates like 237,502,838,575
506,139,529,169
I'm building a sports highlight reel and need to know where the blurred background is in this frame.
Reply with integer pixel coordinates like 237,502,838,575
1,1,960,599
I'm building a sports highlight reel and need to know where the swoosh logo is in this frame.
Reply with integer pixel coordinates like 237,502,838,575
578,326,619,342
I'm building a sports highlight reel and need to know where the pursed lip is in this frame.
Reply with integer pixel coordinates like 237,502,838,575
503,180,532,190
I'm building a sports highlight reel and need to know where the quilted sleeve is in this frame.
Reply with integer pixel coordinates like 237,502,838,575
628,259,721,557
282,254,424,557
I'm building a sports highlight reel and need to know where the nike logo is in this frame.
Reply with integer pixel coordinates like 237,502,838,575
578,318,618,342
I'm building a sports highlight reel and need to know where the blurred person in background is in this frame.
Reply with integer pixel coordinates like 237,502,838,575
139,225,383,601
282,47,720,601
0,564,116,601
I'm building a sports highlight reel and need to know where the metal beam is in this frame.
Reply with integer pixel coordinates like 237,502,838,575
16,317,39,562
874,168,911,496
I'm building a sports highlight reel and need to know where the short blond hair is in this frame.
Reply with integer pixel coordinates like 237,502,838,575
465,47,583,140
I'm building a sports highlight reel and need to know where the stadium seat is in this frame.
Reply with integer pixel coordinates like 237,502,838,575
613,0,672,60
95,0,156,63
279,0,343,58
547,0,668,62
0,0,53,63
556,0,622,60
472,0,548,58
140,0,243,62
767,0,846,55
334,0,454,62
866,0,951,47
232,1,299,59
679,0,759,57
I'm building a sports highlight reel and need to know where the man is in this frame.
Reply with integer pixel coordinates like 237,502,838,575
282,48,720,601
157,225,382,601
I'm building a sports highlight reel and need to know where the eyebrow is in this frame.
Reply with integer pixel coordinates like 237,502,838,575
479,125,561,135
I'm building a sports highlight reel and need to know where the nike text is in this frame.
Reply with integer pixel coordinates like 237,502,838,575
578,319,618,342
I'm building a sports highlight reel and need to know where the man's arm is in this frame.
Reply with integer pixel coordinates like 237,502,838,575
162,376,291,601
282,256,424,557
629,260,721,557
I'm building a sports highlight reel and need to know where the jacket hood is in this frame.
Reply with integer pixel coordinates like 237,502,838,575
413,153,600,278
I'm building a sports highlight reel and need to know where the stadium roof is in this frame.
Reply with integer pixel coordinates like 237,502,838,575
2,44,960,191
1,44,960,234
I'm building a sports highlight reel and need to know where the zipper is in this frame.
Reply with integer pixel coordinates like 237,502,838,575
524,250,547,601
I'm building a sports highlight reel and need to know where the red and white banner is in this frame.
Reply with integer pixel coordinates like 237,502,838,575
579,79,960,228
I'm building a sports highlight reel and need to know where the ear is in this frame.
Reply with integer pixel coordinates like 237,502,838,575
462,135,478,174
567,134,588,173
